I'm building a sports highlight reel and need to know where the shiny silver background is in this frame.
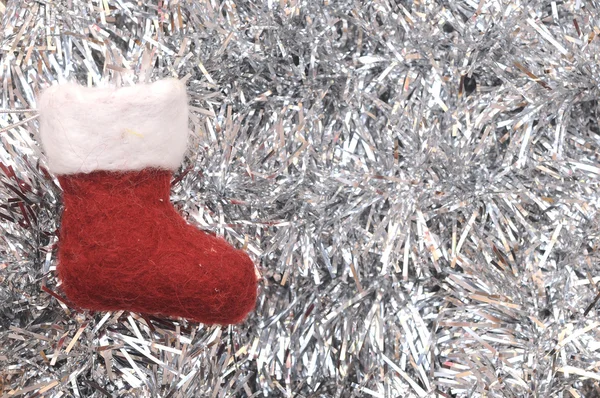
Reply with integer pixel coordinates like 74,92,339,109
1,0,600,396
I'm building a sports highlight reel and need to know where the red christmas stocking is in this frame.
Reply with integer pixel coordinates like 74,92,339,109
37,79,258,325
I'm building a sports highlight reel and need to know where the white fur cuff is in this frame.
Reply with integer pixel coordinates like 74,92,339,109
38,79,189,175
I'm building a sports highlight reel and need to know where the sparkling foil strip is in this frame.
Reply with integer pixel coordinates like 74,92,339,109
2,0,600,396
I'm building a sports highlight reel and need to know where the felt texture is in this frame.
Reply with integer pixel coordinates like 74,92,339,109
57,169,258,324
37,79,188,175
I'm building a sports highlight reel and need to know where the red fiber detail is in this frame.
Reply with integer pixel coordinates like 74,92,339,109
41,285,75,308
56,169,258,325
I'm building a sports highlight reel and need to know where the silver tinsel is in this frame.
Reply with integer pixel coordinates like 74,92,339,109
1,0,600,396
